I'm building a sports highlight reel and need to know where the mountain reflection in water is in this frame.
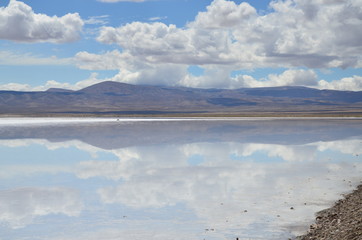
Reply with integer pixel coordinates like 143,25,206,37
0,118,361,240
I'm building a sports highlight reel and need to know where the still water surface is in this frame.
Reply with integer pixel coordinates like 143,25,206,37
0,118,361,240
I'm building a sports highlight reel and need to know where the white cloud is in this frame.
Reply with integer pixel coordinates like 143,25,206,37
317,75,362,91
233,69,319,88
76,49,322,89
192,0,256,29
76,49,189,86
97,21,237,66
180,67,233,89
180,68,320,89
96,0,362,69
148,16,167,22
111,63,188,86
0,80,72,92
2,60,361,91
0,0,83,43
75,50,125,70
1,0,361,91
0,187,83,229
84,15,109,25
97,23,193,63
268,69,319,86
72,0,362,90
0,51,73,66
0,82,33,91
0,72,104,91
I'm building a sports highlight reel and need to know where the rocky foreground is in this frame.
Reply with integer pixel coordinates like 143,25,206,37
296,185,362,240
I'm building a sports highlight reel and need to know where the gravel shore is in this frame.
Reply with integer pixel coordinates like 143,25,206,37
296,185,362,240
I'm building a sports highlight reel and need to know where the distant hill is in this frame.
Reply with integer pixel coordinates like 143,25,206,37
46,88,74,93
0,81,361,116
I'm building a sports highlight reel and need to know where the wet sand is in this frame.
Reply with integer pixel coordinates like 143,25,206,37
296,184,362,240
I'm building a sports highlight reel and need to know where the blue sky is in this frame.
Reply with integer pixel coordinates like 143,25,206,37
0,0,361,91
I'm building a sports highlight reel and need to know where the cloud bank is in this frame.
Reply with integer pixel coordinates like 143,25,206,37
95,0,362,68
74,0,362,90
0,0,361,91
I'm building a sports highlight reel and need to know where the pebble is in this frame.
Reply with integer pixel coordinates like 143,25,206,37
296,185,362,240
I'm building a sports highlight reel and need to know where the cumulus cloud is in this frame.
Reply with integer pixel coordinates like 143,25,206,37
2,0,361,91
76,49,189,86
75,50,123,70
97,23,191,62
0,72,104,91
96,0,362,69
2,62,361,91
84,15,109,25
231,69,319,88
0,187,83,229
176,68,320,89
111,63,188,86
318,75,362,91
0,0,83,43
0,80,68,92
193,0,256,29
97,21,237,66
0,82,34,91
71,0,362,90
76,49,322,89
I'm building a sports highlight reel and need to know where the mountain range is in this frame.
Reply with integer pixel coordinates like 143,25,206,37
0,81,362,116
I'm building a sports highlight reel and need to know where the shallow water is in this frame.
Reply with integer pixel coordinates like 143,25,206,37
0,118,361,240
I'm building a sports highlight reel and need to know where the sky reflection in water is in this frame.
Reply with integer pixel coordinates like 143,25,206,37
0,118,361,240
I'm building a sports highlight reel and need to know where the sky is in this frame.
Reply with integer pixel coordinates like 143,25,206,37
0,0,361,91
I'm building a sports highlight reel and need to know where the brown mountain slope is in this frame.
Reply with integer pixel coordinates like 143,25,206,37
0,81,361,116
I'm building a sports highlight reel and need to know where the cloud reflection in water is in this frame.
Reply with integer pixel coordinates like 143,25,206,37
0,118,361,240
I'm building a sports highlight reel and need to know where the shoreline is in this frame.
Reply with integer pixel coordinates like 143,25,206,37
0,109,362,119
296,184,362,240
1,113,362,119
0,115,361,127
0,116,362,124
